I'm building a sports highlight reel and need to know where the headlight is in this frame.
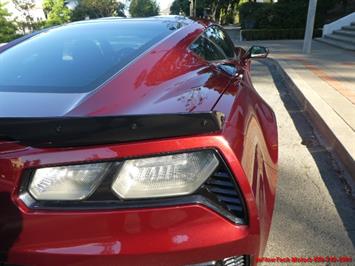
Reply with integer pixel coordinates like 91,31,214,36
27,150,219,201
22,150,246,225
29,162,111,200
112,150,219,199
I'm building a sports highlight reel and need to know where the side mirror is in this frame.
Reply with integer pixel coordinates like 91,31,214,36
246,45,269,59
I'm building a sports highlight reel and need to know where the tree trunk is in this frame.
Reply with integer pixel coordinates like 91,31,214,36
212,0,221,22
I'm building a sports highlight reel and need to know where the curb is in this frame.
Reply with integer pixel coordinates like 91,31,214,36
264,58,355,191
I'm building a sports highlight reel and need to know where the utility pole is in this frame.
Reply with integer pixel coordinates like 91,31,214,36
189,0,196,17
303,0,318,54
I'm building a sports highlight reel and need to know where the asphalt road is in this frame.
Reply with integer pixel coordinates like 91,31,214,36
250,60,355,265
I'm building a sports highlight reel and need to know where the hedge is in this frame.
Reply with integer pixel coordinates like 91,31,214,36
239,0,338,30
241,28,323,41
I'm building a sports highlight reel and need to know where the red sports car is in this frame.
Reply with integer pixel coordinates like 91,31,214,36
0,16,277,266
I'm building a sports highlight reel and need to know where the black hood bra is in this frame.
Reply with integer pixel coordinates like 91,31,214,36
0,112,224,148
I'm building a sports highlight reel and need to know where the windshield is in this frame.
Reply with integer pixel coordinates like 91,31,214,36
0,20,179,93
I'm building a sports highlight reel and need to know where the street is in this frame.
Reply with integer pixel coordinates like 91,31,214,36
251,60,355,263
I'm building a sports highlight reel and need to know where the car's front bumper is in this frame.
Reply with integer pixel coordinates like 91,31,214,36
4,205,258,266
0,135,261,266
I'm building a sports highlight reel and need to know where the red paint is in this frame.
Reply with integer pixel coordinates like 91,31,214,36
0,18,278,266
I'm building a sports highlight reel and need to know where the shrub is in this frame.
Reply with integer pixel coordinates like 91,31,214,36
239,0,338,30
0,2,18,43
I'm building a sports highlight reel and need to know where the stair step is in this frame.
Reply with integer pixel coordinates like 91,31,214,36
316,37,355,51
334,29,355,37
342,25,355,31
325,34,355,45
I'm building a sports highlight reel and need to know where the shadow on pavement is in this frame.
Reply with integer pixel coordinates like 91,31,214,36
259,58,355,248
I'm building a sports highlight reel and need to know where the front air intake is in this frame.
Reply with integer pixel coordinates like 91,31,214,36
188,255,250,266
220,255,250,266
202,162,247,224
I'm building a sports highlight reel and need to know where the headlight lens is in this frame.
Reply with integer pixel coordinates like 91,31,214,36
27,150,219,201
112,150,219,199
29,162,111,200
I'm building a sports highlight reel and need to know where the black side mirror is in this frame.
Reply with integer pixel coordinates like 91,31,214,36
246,45,269,59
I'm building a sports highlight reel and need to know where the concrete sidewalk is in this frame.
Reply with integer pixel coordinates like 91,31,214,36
251,60,355,263
240,40,355,180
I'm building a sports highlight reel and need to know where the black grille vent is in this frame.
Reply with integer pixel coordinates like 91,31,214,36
204,165,246,223
188,255,249,266
220,255,249,266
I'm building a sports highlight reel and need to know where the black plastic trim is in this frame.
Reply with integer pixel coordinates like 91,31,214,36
0,112,224,147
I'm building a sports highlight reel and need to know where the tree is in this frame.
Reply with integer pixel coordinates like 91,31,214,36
170,0,240,23
44,0,71,26
71,0,125,21
210,0,240,24
0,2,18,42
170,0,190,16
12,0,42,33
43,0,54,19
129,0,159,17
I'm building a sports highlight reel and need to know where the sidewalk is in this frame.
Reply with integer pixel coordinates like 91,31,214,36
240,40,355,179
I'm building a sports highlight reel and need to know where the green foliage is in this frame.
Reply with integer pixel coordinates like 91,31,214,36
241,28,323,41
194,0,240,24
72,0,125,21
218,1,239,24
0,2,18,42
169,0,240,24
170,0,190,16
129,0,160,17
239,0,338,30
43,0,54,19
44,0,71,26
12,0,41,33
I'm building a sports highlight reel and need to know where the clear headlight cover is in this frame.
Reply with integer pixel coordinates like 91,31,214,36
29,162,111,200
112,150,219,199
